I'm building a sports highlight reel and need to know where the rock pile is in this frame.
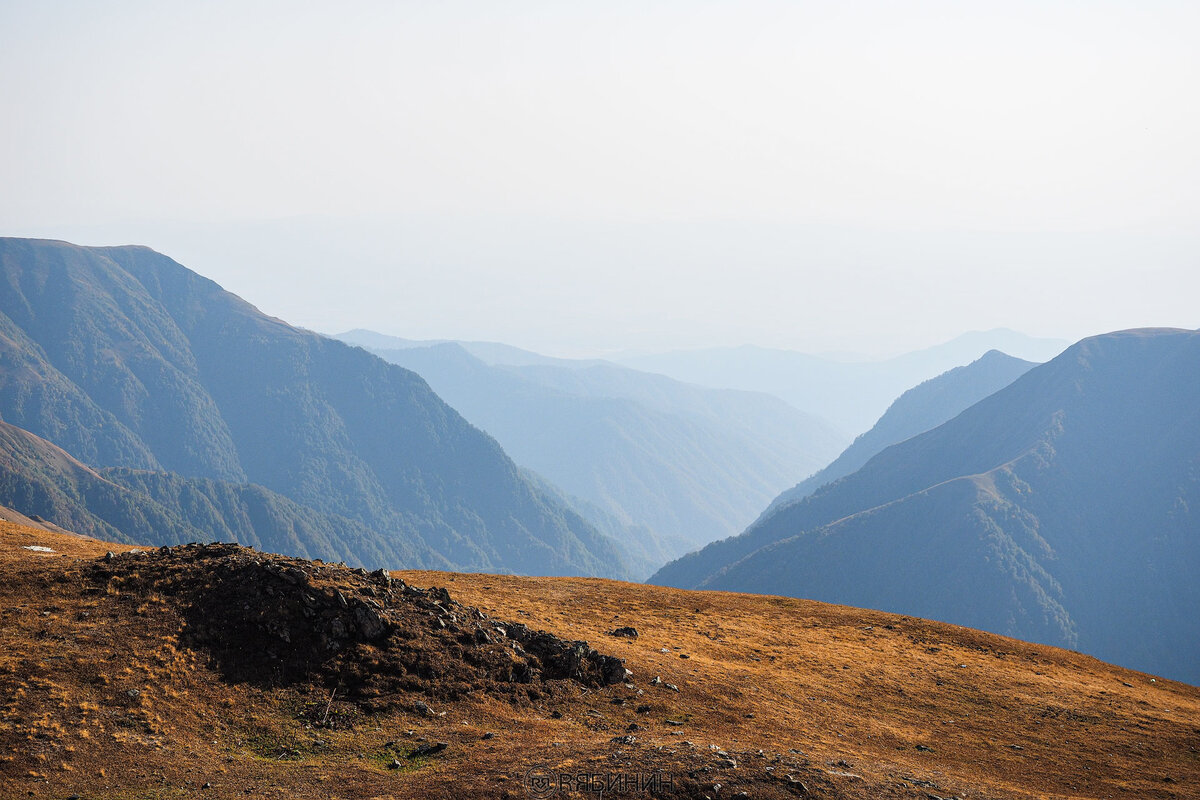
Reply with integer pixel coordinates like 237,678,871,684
87,543,628,706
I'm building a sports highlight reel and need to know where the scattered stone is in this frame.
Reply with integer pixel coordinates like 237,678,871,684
680,653,690,659
387,758,402,769
410,741,448,758
611,734,636,744
785,774,808,792
915,744,933,752
636,704,652,714
550,710,563,719
609,626,639,638
482,732,495,740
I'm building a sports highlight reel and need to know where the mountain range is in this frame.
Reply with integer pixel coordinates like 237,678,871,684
335,331,845,573
617,329,1068,433
651,328,1200,683
0,237,629,577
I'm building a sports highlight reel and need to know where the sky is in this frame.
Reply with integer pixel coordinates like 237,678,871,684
2,1,1198,357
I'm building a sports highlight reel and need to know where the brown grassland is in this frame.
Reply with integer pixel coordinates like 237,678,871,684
1,520,1197,799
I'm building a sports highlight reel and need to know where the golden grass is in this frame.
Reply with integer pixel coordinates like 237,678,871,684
0,521,1196,800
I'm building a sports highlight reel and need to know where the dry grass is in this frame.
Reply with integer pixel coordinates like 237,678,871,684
1,521,1197,799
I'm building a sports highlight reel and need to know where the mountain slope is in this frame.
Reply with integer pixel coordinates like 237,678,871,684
0,418,402,564
764,349,1036,514
0,238,627,577
346,339,844,559
652,329,1200,683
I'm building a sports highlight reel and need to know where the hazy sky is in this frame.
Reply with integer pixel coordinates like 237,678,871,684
3,1,1197,356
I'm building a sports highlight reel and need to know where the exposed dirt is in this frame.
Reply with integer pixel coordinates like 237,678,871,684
2,521,1198,800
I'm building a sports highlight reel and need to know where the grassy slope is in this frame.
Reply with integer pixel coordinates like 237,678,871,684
2,521,1197,800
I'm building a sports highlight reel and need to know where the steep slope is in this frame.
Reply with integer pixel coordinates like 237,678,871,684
652,329,1200,683
618,329,1066,434
0,238,627,577
764,349,1036,514
0,417,413,565
5,522,1200,800
349,339,844,558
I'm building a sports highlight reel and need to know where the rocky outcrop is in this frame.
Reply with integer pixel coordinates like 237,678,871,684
86,543,629,707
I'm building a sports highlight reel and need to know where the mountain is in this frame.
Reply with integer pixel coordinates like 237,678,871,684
0,418,404,563
337,336,845,565
651,329,1200,683
335,328,599,368
0,237,628,577
617,329,1068,434
6,522,1200,799
762,349,1037,515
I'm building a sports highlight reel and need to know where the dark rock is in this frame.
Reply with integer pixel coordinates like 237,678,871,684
353,605,388,639
609,626,639,638
410,741,447,757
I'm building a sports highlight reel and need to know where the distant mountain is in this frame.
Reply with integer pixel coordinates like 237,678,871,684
651,329,1200,683
335,329,601,369
617,329,1068,434
762,349,1037,516
0,238,628,578
338,336,845,566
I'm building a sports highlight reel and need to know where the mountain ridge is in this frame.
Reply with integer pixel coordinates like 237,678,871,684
761,349,1037,516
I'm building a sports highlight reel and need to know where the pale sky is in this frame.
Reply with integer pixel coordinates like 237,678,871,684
2,1,1197,356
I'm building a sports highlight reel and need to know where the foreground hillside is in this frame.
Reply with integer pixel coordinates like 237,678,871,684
0,237,625,578
654,329,1200,684
3,523,1197,800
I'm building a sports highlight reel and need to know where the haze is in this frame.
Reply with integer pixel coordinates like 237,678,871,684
2,1,1197,356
